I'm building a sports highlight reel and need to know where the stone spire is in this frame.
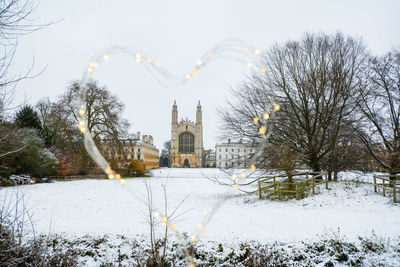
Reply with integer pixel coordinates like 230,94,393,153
172,100,178,125
196,100,202,124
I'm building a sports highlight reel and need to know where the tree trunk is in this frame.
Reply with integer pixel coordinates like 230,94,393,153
327,170,332,181
333,171,338,181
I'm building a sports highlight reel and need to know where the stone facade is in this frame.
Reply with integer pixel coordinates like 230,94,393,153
215,139,258,168
100,132,159,170
170,101,204,168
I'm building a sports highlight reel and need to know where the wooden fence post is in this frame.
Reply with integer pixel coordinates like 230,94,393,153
277,183,281,200
312,178,315,195
393,179,397,203
324,172,328,189
382,178,385,197
258,181,262,200
373,176,377,193
296,183,299,200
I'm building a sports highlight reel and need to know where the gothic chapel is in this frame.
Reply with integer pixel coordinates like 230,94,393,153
170,101,204,167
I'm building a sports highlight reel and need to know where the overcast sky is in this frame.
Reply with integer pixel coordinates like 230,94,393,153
11,0,400,151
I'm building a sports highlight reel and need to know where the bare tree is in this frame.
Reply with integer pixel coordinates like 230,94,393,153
355,49,400,175
57,80,130,144
220,32,366,173
0,0,49,175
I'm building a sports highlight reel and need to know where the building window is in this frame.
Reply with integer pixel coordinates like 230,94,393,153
225,155,228,159
238,149,240,152
138,154,141,160
225,148,227,152
219,155,221,159
232,154,234,159
244,148,246,152
138,148,141,152
232,148,234,152
179,132,194,153
219,148,221,152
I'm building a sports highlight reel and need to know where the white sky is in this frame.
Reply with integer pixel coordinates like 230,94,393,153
11,0,400,151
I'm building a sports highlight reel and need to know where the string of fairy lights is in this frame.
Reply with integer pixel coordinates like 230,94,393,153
77,39,279,266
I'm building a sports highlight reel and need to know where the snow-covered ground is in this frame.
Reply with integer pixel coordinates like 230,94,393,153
1,168,399,244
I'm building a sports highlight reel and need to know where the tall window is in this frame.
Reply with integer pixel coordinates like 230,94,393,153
179,132,194,153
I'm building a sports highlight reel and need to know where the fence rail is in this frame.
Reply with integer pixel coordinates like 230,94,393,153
258,172,329,200
373,175,400,203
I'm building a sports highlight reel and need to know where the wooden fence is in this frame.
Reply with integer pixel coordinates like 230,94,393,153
258,172,329,200
373,175,400,203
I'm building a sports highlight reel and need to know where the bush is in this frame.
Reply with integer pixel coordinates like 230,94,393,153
126,159,147,177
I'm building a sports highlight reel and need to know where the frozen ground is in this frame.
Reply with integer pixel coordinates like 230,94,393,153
1,168,399,245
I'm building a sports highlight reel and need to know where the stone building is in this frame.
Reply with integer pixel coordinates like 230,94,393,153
100,132,159,170
170,101,204,168
215,139,258,168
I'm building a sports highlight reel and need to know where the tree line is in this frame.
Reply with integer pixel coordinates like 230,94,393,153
219,32,399,179
0,81,130,179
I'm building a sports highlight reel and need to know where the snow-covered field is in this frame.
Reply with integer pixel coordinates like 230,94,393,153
2,168,399,244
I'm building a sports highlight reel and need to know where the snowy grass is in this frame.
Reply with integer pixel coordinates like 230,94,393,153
1,168,399,266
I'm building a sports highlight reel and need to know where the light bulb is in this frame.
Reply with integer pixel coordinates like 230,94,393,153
154,211,161,217
80,127,86,134
247,62,252,68
274,104,280,111
191,235,197,242
108,174,114,179
259,126,267,135
233,184,240,190
79,109,85,116
170,224,177,231
196,60,202,66
261,66,267,73
198,223,203,230
103,54,109,60
186,74,191,79
253,117,260,124
232,174,238,181
115,174,121,179
241,173,247,179
79,120,85,127
209,52,214,59
87,67,93,73
250,164,256,171
120,179,126,184
254,49,260,55
162,217,168,226
243,48,248,54
263,113,270,120
203,211,209,217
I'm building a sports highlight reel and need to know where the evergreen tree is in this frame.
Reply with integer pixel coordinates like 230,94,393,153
15,105,42,131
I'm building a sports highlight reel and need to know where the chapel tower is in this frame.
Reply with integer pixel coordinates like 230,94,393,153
170,101,204,168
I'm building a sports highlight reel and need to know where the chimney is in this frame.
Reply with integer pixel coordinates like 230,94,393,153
136,131,141,140
143,135,148,143
149,135,153,145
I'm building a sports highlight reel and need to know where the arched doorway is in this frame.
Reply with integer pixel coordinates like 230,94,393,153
183,159,190,168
